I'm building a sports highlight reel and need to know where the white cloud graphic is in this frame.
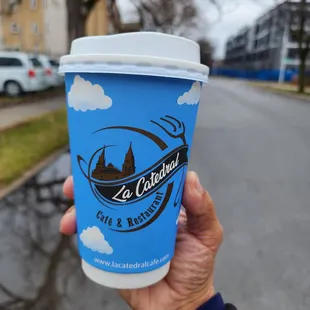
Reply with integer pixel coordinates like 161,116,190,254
177,81,201,105
68,75,112,112
80,226,113,255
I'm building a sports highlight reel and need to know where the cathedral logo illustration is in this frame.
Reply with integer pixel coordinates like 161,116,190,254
92,143,136,181
77,115,189,233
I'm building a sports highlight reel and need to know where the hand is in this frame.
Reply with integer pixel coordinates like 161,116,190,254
60,172,223,310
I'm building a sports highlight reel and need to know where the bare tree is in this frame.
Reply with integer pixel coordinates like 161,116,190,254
277,0,310,93
293,0,310,93
66,0,100,48
107,0,122,33
198,38,214,67
258,0,310,92
127,0,200,36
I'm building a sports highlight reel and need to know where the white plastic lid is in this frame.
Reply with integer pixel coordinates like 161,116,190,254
59,32,209,82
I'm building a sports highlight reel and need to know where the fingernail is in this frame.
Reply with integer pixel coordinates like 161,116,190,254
195,174,204,194
66,206,75,214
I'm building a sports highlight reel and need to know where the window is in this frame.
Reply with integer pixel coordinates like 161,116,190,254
30,0,37,9
49,59,59,67
10,58,23,66
0,58,10,67
29,57,42,67
257,52,263,61
10,22,19,34
290,30,299,43
12,4,18,13
32,23,39,34
288,48,299,60
262,50,269,60
254,40,258,49
0,57,23,67
255,25,260,35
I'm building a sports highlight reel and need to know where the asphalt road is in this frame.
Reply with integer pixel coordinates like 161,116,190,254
191,78,310,310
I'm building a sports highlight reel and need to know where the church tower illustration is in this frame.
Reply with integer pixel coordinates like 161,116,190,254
122,142,136,175
92,143,136,181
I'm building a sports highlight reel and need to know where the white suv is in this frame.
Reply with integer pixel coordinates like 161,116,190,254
0,51,47,97
48,58,64,87
30,54,63,88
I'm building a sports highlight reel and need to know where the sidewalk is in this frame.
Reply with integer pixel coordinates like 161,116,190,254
0,96,65,131
248,81,310,102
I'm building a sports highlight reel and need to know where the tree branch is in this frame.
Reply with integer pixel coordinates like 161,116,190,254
84,0,98,13
0,283,28,305
0,0,22,15
107,0,122,33
128,0,200,36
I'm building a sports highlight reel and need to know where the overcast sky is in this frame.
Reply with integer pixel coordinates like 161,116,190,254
204,0,280,58
117,0,280,59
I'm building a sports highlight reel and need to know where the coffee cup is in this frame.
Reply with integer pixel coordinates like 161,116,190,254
59,32,209,289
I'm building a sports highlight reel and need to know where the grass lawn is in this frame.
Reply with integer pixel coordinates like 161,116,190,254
0,109,68,186
249,82,310,97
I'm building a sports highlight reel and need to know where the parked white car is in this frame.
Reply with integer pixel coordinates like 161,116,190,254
32,54,62,88
48,58,64,86
0,51,47,97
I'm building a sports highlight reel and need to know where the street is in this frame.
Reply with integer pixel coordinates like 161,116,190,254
0,78,309,310
193,78,310,310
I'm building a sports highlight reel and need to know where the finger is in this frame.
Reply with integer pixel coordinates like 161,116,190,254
178,210,187,225
182,172,223,248
60,206,77,235
63,176,74,200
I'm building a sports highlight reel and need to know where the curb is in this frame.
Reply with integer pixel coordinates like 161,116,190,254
0,89,65,110
0,146,69,200
248,84,310,103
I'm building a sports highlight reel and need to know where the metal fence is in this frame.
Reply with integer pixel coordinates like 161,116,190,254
211,68,298,82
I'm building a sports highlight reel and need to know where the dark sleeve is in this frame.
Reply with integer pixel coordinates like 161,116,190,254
197,294,238,310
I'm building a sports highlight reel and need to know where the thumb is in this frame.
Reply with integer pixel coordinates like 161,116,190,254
182,172,223,250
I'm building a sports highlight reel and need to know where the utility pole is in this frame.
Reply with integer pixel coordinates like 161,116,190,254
279,23,289,83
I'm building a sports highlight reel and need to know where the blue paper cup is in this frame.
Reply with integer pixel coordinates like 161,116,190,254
60,33,209,289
